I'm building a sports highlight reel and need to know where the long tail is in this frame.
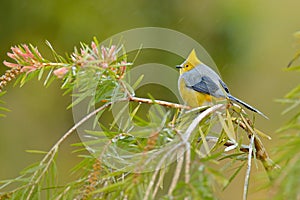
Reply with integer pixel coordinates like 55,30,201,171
228,94,268,119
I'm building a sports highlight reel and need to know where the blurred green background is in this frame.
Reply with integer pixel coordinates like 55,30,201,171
0,0,299,199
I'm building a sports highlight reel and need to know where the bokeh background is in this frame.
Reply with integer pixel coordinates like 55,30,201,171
0,0,299,199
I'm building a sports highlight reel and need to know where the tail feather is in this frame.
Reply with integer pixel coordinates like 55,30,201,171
228,94,268,119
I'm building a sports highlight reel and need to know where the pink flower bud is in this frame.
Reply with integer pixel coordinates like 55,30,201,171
91,42,99,56
22,44,35,59
3,61,20,68
53,67,69,78
21,66,37,73
7,52,16,59
101,62,109,69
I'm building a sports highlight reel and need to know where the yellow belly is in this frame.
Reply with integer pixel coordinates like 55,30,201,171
179,78,212,108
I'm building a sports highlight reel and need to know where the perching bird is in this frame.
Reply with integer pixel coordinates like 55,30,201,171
176,49,267,118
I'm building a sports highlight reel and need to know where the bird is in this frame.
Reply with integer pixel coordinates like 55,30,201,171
176,49,267,118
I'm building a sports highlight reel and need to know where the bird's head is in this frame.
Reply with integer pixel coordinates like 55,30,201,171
176,49,201,74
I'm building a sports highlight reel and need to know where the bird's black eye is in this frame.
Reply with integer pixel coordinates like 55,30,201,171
185,64,189,68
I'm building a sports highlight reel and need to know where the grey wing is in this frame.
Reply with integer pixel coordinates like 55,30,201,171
188,76,220,96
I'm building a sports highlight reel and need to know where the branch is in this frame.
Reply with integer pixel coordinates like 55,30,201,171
233,117,279,172
130,96,190,110
118,80,190,110
205,133,278,173
244,134,254,200
204,136,250,153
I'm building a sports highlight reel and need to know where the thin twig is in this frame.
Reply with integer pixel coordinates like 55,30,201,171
204,136,250,154
119,79,190,110
287,51,300,68
130,96,190,110
232,117,277,172
119,80,133,98
42,62,68,67
243,134,254,200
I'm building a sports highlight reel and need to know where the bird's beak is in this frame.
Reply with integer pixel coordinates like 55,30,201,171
176,65,182,69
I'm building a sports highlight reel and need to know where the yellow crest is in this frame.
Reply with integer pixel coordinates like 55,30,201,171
186,49,201,67
178,49,201,73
